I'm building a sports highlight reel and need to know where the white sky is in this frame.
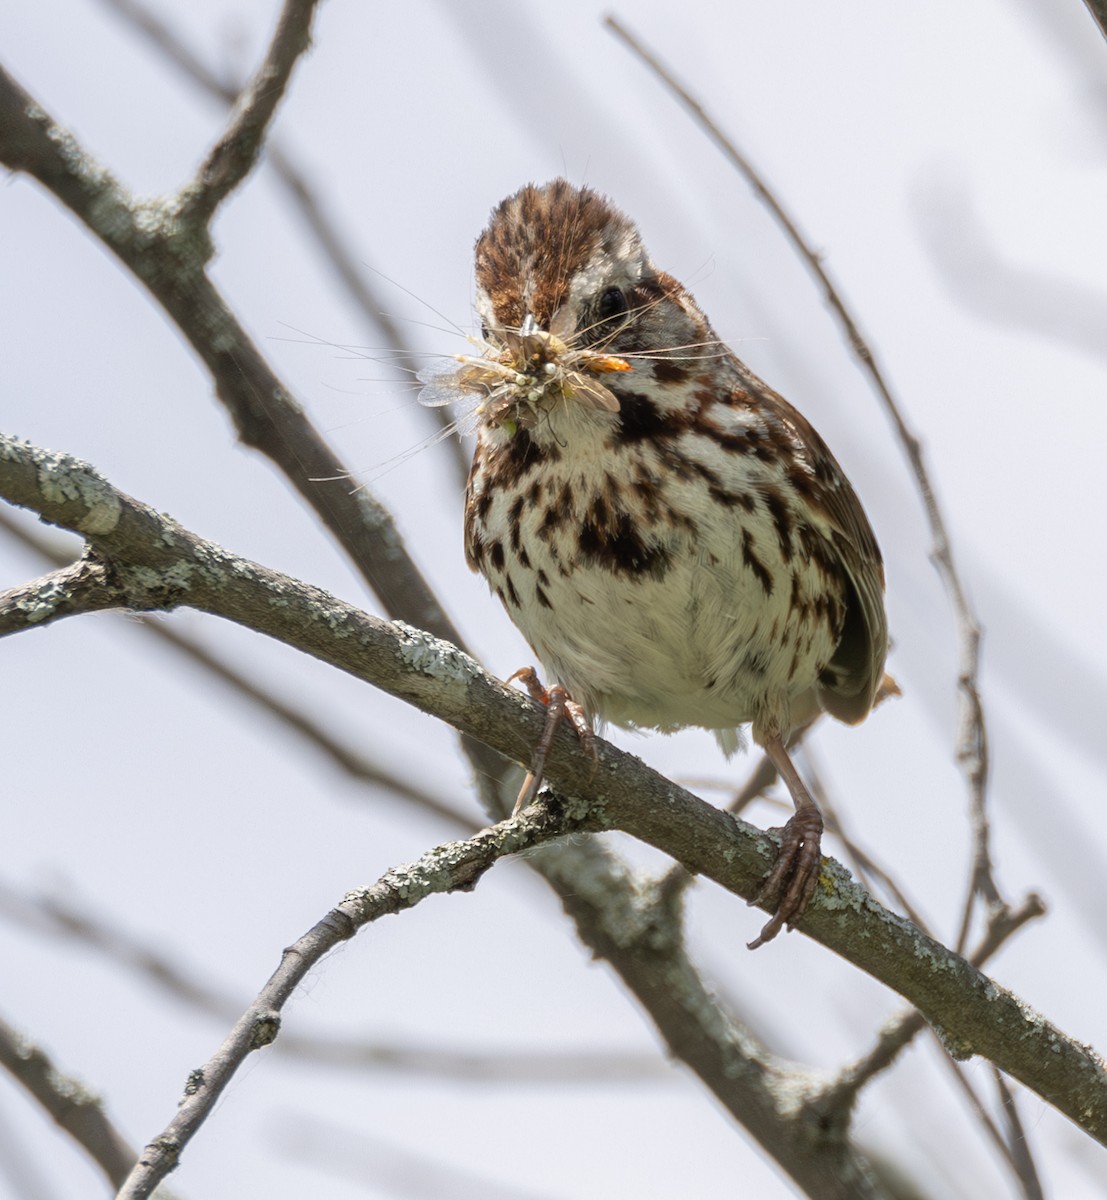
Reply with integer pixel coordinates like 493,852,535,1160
2,1,1107,1197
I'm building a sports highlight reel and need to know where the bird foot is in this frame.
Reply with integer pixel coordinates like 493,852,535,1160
747,805,824,950
507,667,595,814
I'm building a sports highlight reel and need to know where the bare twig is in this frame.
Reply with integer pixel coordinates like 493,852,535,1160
605,15,997,941
801,748,931,933
115,796,582,1199
933,1052,1020,1187
175,0,322,230
922,1045,1043,1200
993,1070,1045,1200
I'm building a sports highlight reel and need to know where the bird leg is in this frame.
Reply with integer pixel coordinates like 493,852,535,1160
747,732,824,949
507,667,595,814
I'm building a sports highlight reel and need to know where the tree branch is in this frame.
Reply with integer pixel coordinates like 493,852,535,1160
807,893,1047,1123
2,434,1104,1158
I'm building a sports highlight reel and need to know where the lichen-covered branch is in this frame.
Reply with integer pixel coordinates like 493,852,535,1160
2,433,1104,1158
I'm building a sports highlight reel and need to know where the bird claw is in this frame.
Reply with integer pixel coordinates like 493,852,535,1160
746,806,824,950
507,667,596,814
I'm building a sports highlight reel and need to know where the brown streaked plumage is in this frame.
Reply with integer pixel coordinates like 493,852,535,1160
444,180,888,948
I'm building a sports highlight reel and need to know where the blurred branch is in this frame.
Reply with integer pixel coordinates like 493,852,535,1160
1083,0,1107,41
0,1124,58,1200
605,15,998,942
2,435,1104,1163
916,176,1107,367
115,796,582,1200
994,1070,1045,1200
0,1013,178,1198
1,496,476,832
0,882,665,1084
927,1048,1043,1200
95,0,469,482
278,1114,563,1200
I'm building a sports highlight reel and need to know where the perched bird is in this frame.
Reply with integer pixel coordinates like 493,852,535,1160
425,180,887,947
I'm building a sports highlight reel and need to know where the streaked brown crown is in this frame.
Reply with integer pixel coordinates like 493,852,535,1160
474,180,641,331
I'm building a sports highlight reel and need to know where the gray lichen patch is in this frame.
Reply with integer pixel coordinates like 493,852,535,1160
32,447,122,535
392,621,482,682
17,578,69,624
121,561,196,608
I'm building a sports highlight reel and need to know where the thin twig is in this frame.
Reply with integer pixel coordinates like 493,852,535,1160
605,15,997,943
926,1043,1042,1199
932,1048,1018,1185
801,746,931,933
993,1070,1046,1200
115,796,581,1199
176,0,322,230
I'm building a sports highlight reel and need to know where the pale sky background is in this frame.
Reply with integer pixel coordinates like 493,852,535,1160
2,1,1107,1197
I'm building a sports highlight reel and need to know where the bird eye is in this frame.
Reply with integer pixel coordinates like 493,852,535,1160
597,287,629,321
